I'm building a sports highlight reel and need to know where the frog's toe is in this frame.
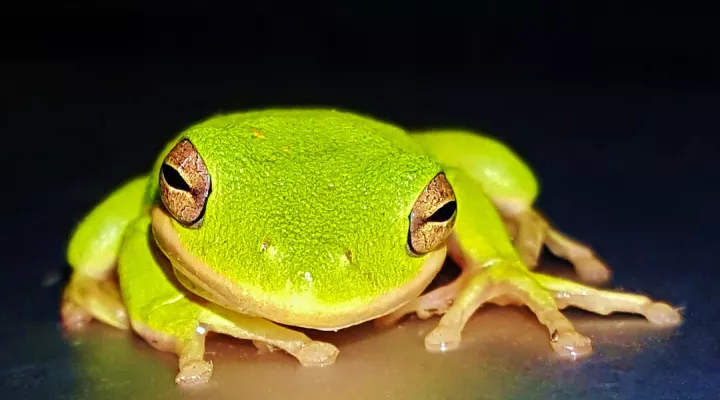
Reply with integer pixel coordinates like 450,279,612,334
61,272,129,331
60,299,93,331
175,360,213,386
550,330,592,359
376,278,463,328
519,251,540,269
415,285,459,319
252,340,279,354
533,272,683,327
573,257,612,285
296,341,339,367
424,325,461,353
544,228,613,285
643,302,682,327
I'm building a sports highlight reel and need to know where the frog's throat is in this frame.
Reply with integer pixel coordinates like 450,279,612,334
150,206,447,331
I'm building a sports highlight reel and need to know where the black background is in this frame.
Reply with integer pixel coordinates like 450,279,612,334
3,2,719,399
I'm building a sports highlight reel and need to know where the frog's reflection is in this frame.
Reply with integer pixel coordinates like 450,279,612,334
66,262,678,400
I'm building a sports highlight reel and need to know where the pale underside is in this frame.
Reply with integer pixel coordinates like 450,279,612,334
151,206,448,330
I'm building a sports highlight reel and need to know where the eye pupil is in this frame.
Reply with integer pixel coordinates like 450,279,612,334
427,201,457,223
162,164,191,192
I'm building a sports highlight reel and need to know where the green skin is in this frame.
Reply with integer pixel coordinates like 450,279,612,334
63,109,681,386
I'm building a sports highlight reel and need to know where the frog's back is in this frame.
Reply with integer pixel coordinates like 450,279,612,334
192,109,424,166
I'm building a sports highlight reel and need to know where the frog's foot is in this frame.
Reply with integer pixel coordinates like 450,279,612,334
413,256,681,358
423,262,593,359
200,305,339,367
533,273,683,327
176,337,213,386
132,320,213,386
61,272,129,331
501,206,611,284
376,274,467,327
176,360,213,386
134,301,339,386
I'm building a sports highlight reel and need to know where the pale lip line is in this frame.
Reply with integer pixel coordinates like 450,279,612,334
150,206,449,331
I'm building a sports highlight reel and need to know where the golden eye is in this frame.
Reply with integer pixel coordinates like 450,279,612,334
407,173,457,256
158,139,211,228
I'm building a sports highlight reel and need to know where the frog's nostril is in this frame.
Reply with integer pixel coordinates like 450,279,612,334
344,249,354,264
260,238,271,252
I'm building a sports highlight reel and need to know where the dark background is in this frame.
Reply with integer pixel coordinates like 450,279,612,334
2,2,719,399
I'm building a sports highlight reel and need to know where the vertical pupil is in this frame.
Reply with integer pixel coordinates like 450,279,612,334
162,164,191,191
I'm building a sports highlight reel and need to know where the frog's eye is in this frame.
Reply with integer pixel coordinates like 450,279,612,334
159,139,211,228
407,173,457,256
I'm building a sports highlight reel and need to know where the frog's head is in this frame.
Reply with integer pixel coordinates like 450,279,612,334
150,110,456,330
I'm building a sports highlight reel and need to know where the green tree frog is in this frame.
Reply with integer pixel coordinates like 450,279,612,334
62,109,681,385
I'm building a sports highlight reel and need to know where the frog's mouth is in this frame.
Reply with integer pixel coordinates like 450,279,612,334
150,206,447,330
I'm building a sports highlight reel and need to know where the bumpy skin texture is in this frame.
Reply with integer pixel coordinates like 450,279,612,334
62,109,682,386
147,110,442,318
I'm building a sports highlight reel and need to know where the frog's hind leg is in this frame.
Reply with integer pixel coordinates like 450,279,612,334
411,130,611,284
61,176,148,331
501,205,612,284
532,273,682,327
61,273,128,331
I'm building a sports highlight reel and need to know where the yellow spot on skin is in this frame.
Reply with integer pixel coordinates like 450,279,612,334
251,128,266,139
283,147,291,153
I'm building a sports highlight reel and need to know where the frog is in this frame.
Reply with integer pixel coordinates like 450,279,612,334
61,109,682,385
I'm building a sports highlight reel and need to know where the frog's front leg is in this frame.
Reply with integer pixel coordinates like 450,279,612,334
119,216,338,386
424,255,592,357
62,176,148,330
420,248,681,358
200,306,339,368
379,234,591,358
134,303,339,385
379,169,681,358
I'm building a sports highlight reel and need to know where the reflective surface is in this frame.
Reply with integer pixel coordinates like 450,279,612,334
4,25,720,398
2,259,710,400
